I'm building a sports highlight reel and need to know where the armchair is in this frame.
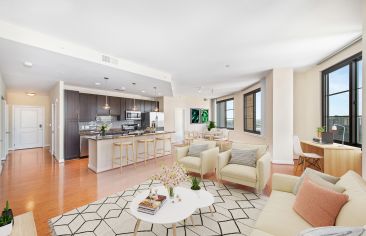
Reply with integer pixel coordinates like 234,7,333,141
216,143,271,193
176,140,219,179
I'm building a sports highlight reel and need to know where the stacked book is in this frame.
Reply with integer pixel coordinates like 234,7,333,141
137,195,167,215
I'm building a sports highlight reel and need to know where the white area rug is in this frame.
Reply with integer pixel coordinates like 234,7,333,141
49,180,267,236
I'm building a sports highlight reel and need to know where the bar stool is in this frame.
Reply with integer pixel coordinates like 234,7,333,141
136,139,156,164
113,140,134,169
155,134,172,156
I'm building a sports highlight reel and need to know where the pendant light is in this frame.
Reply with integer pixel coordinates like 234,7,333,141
103,77,110,110
153,87,159,112
132,82,138,111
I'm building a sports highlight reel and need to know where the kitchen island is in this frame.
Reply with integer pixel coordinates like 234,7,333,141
88,131,174,173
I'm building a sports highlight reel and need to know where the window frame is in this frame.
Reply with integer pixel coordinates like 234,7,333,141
321,52,362,147
243,88,261,134
216,98,234,130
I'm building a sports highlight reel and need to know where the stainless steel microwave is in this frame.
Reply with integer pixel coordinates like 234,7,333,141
126,111,141,120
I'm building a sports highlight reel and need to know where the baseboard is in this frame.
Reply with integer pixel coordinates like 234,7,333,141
271,160,294,165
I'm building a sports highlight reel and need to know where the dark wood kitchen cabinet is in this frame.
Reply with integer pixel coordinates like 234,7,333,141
125,98,134,111
97,95,110,115
120,98,126,120
109,97,121,116
64,90,80,160
79,93,97,122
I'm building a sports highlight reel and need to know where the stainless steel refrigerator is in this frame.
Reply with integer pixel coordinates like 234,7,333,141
142,112,164,131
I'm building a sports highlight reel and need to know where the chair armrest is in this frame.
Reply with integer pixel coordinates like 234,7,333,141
217,150,231,179
200,147,219,175
272,173,300,193
176,146,189,160
256,152,272,191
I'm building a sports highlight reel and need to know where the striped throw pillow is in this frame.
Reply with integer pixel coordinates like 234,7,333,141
228,148,257,167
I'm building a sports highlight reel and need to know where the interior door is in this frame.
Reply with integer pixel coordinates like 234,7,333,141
14,106,44,150
51,103,55,156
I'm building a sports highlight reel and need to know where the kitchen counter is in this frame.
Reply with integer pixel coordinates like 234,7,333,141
88,131,175,173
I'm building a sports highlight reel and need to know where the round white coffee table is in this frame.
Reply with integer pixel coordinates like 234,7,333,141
130,186,198,236
193,189,215,216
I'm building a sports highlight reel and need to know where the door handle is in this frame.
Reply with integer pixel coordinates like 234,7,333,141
39,124,43,128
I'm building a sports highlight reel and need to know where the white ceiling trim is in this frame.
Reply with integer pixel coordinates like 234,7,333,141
0,20,172,83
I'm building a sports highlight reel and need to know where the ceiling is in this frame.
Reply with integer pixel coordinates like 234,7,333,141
0,0,362,98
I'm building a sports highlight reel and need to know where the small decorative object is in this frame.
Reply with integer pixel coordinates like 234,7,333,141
151,163,188,199
0,201,13,236
190,177,201,191
207,121,216,131
99,123,109,136
316,126,325,139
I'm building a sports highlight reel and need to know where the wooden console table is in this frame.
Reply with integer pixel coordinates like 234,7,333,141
11,212,37,236
301,140,362,177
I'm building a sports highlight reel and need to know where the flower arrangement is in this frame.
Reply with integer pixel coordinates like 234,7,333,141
99,123,110,136
152,162,188,198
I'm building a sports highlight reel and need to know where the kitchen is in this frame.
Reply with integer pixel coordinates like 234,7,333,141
64,88,172,173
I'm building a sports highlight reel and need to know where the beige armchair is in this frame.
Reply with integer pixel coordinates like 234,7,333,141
216,143,271,193
176,140,219,179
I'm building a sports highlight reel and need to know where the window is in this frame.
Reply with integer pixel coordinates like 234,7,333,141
244,89,261,134
216,99,234,129
322,52,362,147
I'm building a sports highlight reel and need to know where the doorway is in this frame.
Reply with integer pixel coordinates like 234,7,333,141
174,108,185,143
13,105,44,150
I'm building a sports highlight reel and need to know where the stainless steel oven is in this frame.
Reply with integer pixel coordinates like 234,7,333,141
126,111,141,120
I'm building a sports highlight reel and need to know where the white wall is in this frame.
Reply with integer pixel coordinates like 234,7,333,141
161,96,210,142
294,41,362,140
362,0,366,178
272,68,294,164
49,81,64,162
0,72,6,161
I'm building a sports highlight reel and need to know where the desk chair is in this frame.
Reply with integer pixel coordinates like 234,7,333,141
293,136,323,172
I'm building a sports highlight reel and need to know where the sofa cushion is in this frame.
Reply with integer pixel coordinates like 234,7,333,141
335,171,366,226
220,164,256,183
299,226,366,236
187,143,208,157
178,156,200,171
231,142,268,159
293,168,340,194
255,190,312,236
229,148,257,167
293,176,349,227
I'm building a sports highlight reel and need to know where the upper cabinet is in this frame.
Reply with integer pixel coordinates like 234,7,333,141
97,95,110,116
79,93,97,122
144,100,152,112
109,97,121,116
64,90,80,120
125,98,134,111
120,98,126,120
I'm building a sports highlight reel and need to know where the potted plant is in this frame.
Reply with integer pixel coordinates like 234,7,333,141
99,124,109,136
316,126,325,138
0,201,13,236
190,177,201,191
207,121,216,131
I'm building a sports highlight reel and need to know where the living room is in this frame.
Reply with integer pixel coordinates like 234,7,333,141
0,1,365,236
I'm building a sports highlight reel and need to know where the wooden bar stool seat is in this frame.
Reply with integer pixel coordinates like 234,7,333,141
113,141,134,170
136,139,156,164
155,135,172,156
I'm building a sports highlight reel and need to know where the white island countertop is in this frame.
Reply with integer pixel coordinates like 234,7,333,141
88,131,174,173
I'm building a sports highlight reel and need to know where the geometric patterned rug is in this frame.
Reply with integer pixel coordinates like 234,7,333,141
49,180,268,236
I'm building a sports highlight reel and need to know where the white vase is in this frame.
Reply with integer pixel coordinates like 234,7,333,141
0,222,13,236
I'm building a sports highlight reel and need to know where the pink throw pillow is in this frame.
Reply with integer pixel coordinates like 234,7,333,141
293,176,349,227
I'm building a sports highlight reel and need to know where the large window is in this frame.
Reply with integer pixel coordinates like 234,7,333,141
216,99,234,129
244,89,261,134
322,52,362,147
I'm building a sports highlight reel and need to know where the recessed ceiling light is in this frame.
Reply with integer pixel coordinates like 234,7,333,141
120,86,126,91
225,64,230,68
23,61,33,68
95,82,101,86
141,90,145,93
26,92,36,96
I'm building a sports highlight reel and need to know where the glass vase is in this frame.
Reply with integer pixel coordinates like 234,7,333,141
167,186,175,199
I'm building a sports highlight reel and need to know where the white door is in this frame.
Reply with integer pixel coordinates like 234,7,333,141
14,106,44,150
2,102,8,160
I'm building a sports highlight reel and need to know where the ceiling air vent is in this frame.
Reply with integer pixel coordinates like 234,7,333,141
101,55,119,65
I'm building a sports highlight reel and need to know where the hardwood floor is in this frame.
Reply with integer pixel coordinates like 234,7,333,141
0,148,297,235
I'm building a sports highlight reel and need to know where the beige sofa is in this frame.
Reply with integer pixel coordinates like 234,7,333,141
217,143,271,193
251,171,366,236
176,140,219,179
